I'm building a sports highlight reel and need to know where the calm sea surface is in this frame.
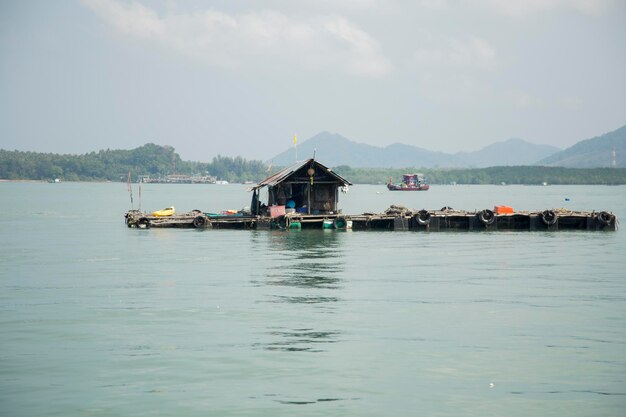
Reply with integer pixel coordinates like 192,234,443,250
1,182,625,416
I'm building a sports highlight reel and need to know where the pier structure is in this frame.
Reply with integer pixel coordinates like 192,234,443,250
124,157,617,232
125,207,617,232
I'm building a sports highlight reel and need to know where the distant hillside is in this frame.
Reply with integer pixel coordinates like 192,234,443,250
333,165,626,185
538,124,626,168
3,142,624,185
455,138,560,167
269,132,559,168
269,132,461,168
0,144,268,182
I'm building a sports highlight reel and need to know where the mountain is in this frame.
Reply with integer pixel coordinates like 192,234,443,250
269,132,559,168
269,132,465,168
538,124,626,168
455,138,560,167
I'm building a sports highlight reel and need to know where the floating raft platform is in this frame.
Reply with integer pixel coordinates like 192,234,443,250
125,206,617,232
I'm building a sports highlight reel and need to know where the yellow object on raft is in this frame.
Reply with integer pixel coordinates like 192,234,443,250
152,206,175,217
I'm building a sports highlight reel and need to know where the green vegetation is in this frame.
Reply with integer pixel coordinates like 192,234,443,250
188,155,268,183
333,165,626,185
1,144,625,184
0,144,268,183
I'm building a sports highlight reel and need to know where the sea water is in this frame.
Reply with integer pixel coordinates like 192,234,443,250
1,182,625,417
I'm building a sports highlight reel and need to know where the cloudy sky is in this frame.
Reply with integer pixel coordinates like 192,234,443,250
1,0,625,161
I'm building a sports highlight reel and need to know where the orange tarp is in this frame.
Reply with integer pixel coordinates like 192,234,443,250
494,205,514,214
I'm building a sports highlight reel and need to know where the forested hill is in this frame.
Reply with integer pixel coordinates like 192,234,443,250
538,124,626,167
0,143,268,183
1,143,625,185
332,165,626,186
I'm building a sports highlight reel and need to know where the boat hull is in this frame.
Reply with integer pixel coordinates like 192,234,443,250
152,207,176,217
387,184,430,191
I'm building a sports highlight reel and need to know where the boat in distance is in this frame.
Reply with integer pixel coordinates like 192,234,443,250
387,173,430,191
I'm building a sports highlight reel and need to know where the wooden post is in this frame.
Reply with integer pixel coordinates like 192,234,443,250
393,216,408,231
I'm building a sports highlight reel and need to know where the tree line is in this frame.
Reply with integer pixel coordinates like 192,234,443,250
332,165,626,185
1,144,625,184
0,144,269,183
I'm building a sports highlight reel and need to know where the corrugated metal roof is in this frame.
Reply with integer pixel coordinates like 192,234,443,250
253,158,352,190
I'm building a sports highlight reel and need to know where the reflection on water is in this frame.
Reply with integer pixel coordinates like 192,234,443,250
252,231,346,352
269,295,340,304
265,267,341,290
261,327,342,352
276,398,345,405
267,229,343,255
255,230,345,291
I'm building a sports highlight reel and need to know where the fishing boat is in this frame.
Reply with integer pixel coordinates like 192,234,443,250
387,174,430,191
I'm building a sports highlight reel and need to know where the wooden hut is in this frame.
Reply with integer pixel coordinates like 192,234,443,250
250,159,352,216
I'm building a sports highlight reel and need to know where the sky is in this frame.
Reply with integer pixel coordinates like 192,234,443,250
1,0,625,162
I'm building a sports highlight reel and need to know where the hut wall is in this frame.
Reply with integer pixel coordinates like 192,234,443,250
310,184,337,214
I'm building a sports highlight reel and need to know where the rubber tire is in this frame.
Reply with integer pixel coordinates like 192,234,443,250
541,210,557,226
193,215,207,228
416,209,431,226
597,211,613,226
478,209,495,225
137,217,150,229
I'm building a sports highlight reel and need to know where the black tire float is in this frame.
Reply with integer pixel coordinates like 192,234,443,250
193,215,207,228
137,217,150,229
478,209,495,225
596,211,613,226
541,210,557,226
416,209,431,226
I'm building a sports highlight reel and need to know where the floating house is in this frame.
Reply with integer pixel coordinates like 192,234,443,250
124,158,617,232
249,158,352,217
